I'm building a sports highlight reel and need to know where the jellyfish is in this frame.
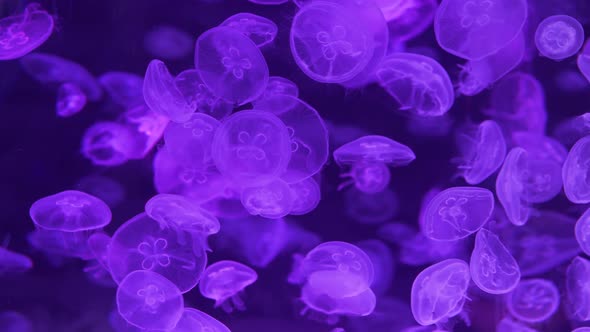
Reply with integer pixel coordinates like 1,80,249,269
80,121,139,166
470,228,520,294
199,260,258,312
375,53,454,117
573,328,590,332
257,76,299,101
553,113,590,147
0,247,33,275
87,232,111,267
453,120,506,184
0,3,53,60
289,177,321,215
554,68,589,94
0,311,33,332
221,13,278,48
355,239,394,295
174,69,233,120
195,26,269,105
411,258,471,326
163,112,220,165
98,71,144,108
144,25,193,61
566,256,590,321
56,82,87,118
300,282,377,318
117,104,169,159
507,278,560,323
27,228,94,259
579,39,590,83
496,148,530,226
511,131,568,164
576,208,590,255
76,174,125,208
344,187,399,225
535,15,584,61
241,179,295,219
107,213,207,293
563,136,590,204
374,0,437,41
116,270,184,330
496,316,538,332
170,308,231,332
434,0,528,60
29,190,112,232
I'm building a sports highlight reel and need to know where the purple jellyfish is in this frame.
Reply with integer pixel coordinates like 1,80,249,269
507,279,560,323
0,3,53,60
535,15,584,61
199,260,258,312
221,13,278,48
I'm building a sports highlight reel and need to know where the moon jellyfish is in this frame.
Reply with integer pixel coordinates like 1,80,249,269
563,136,590,204
496,316,538,332
375,53,454,117
511,131,568,164
221,13,278,48
98,71,144,108
81,121,138,166
344,187,398,224
119,105,170,159
374,0,437,41
470,229,520,294
56,83,86,117
144,25,193,61
289,177,321,215
170,308,231,332
241,179,295,219
0,247,33,275
355,239,394,295
496,148,529,226
410,259,471,326
175,69,233,120
579,39,590,83
566,256,590,321
300,282,377,317
0,3,53,60
163,112,220,165
30,190,112,232
211,110,292,185
507,278,559,323
253,76,299,104
422,186,494,241
0,311,33,332
195,26,269,105
108,213,207,293
553,113,590,147
199,260,258,312
143,59,195,123
116,270,184,330
535,15,584,61
453,120,506,184
575,207,590,255
434,0,527,60
334,135,415,166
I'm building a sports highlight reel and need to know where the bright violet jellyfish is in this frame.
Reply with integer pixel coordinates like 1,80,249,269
496,147,530,226
220,13,278,48
163,112,220,165
255,76,299,102
170,308,231,332
563,136,590,204
374,0,437,41
507,278,560,323
240,178,295,219
289,177,321,216
199,260,258,312
0,3,53,60
56,82,87,118
0,247,33,275
565,256,590,322
300,281,377,317
80,121,138,167
534,15,584,61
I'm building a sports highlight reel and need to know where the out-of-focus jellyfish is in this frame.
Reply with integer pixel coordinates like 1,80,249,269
118,104,169,159
163,112,220,165
401,231,465,266
344,187,398,224
566,256,590,321
81,121,139,166
554,69,589,94
575,207,590,255
170,308,231,332
143,59,195,123
30,190,111,232
28,228,94,259
453,120,506,184
253,76,299,106
563,136,590,203
107,213,207,293
496,316,538,332
535,15,584,61
355,239,394,295
300,282,377,317
573,328,590,332
434,0,527,60
496,148,529,226
0,247,33,275
199,260,258,312
175,69,233,120
422,186,494,241
221,13,278,48
376,53,454,117
84,259,116,288
211,110,292,185
19,52,102,101
56,83,87,117
144,25,193,61
116,270,184,330
0,3,53,60
241,179,295,219
87,232,111,266
249,0,288,4
579,39,590,83
195,26,269,105
289,177,321,215
109,309,146,332
511,131,568,164
374,0,437,41
255,95,329,183
347,296,415,332
0,311,33,332
553,113,590,147
411,258,471,326
507,278,560,323
76,175,125,208
470,228,520,294
98,71,144,108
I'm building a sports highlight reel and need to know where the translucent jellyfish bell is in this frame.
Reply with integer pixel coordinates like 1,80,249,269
144,25,193,61
170,308,231,332
30,190,112,232
507,279,560,323
575,207,590,255
0,247,33,275
81,121,139,166
374,0,437,41
334,135,415,167
199,260,258,312
163,112,220,165
195,26,269,105
434,0,528,60
375,53,454,117
289,177,321,215
410,259,471,326
98,71,144,108
300,282,377,317
0,311,33,332
579,39,590,83
496,148,530,226
563,136,590,203
116,270,184,330
422,186,494,241
174,69,233,120
56,83,87,118
535,15,584,61
0,3,53,60
566,256,590,321
241,179,295,219
221,13,278,48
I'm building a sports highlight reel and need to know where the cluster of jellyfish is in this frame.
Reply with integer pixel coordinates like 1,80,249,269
1,0,590,331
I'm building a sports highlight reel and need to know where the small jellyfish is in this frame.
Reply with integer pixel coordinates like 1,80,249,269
535,15,584,61
195,26,269,105
334,135,416,167
300,282,377,317
496,316,538,332
563,136,590,204
116,270,184,330
422,186,494,241
434,0,528,60
56,83,87,118
355,239,394,295
144,25,193,61
76,174,125,208
0,311,33,332
199,260,258,312
81,121,138,166
344,187,399,225
410,259,471,326
453,120,507,185
163,112,220,165
579,39,590,83
496,148,529,226
575,207,590,255
507,279,560,323
241,179,295,219
470,228,520,294
0,247,33,275
175,69,233,120
170,308,231,332
221,13,278,48
0,3,53,60
211,110,292,185
289,177,321,216
98,71,144,108
375,53,454,117
565,256,590,321
29,190,112,232
118,104,169,159
374,0,437,41
554,69,589,94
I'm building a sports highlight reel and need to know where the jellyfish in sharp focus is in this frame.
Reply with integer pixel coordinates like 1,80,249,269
0,3,53,60
220,13,278,48
199,260,258,312
56,82,87,118
117,104,169,159
170,308,231,332
566,256,590,321
0,247,33,275
535,15,584,61
300,281,377,318
563,136,590,204
507,278,560,323
144,25,193,61
289,176,321,216
496,147,530,226
163,112,220,166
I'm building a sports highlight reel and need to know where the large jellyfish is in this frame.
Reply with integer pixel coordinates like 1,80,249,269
0,3,53,60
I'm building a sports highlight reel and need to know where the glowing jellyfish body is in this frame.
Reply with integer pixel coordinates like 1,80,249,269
170,308,231,332
563,136,590,203
0,247,33,275
199,260,258,312
56,83,86,117
301,282,377,317
87,232,111,268
0,3,53,60
575,207,590,256
507,279,560,323
144,25,193,61
496,148,529,226
241,179,295,219
574,328,590,332
434,0,528,60
289,177,321,215
81,121,139,166
195,26,269,105
334,135,416,166
422,186,494,241
374,0,437,41
470,229,520,294
375,53,454,117
163,112,220,165
566,256,590,321
143,59,194,123
511,131,568,164
0,311,33,332
107,213,207,293
174,69,233,120
254,76,299,104
410,259,471,326
535,15,584,61
118,104,169,159
344,187,398,224
211,110,292,185
221,13,278,48
98,71,144,108
116,270,184,330
579,39,590,83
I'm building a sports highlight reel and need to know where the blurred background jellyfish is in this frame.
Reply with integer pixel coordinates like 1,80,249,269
143,25,193,61
55,82,87,118
0,246,33,275
344,187,399,225
240,179,295,219
575,207,590,255
199,260,258,312
289,177,321,216
579,39,590,83
354,239,394,296
553,113,590,147
0,3,54,60
98,71,144,108
496,316,538,332
0,311,33,332
566,256,590,322
534,15,584,61
220,13,278,48
170,308,231,332
563,136,590,203
76,174,125,208
507,278,560,323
